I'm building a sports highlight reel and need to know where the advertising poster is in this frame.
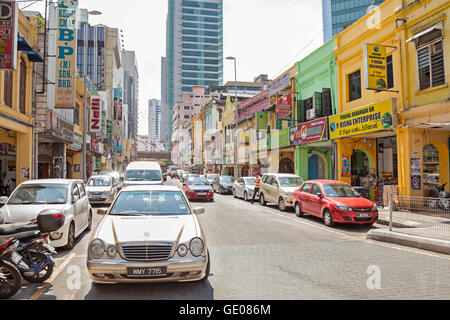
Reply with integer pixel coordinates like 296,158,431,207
364,43,388,90
113,88,123,121
256,112,268,131
0,0,18,70
277,93,292,120
55,0,78,109
329,99,396,140
342,155,351,177
411,158,421,191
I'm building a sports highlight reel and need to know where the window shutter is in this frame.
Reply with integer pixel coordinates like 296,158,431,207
322,88,332,116
297,99,304,123
418,47,431,90
431,42,445,86
314,92,323,116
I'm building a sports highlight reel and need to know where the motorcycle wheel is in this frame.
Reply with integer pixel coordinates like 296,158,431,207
0,260,21,299
21,252,54,283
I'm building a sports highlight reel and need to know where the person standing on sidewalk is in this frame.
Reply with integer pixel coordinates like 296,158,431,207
251,173,261,205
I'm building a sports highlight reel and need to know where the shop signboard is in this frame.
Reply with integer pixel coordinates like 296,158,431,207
90,138,99,152
329,99,396,140
290,117,328,146
113,88,123,121
268,128,290,150
277,93,292,121
55,0,78,109
0,0,18,70
267,73,290,96
411,158,421,191
69,134,83,150
90,96,102,133
364,44,388,91
256,112,268,131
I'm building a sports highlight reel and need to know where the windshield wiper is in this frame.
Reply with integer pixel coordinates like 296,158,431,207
111,213,147,216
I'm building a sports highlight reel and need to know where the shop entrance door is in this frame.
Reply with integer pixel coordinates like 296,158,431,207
308,155,326,180
279,158,294,174
351,150,369,187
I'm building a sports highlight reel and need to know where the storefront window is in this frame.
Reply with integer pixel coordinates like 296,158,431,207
423,144,439,196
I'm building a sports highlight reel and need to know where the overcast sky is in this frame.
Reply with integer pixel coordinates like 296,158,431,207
20,0,323,136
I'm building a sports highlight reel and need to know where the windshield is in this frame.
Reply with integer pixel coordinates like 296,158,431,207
88,177,112,187
110,191,191,216
125,170,162,182
323,184,360,198
244,178,255,185
220,176,234,183
187,177,209,185
9,184,68,205
207,175,218,180
279,177,304,187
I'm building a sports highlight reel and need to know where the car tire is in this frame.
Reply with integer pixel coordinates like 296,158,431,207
64,222,76,250
278,198,286,212
323,210,335,227
199,251,210,282
295,203,304,217
244,192,248,202
86,210,93,232
259,193,266,206
366,223,374,228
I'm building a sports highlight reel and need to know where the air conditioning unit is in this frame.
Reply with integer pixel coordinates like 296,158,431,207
306,109,316,120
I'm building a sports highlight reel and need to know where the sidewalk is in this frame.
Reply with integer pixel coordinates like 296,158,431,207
370,207,450,254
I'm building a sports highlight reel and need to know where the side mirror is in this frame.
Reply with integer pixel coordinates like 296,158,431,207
98,208,108,216
194,207,205,215
317,193,323,199
0,196,8,205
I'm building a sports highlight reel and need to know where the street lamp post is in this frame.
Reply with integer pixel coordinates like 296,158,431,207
226,56,238,178
82,10,102,182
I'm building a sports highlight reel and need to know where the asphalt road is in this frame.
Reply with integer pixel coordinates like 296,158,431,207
12,178,450,300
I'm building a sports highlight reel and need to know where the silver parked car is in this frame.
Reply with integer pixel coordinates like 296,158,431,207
0,179,92,249
232,177,257,202
87,185,210,284
259,174,304,211
86,175,120,205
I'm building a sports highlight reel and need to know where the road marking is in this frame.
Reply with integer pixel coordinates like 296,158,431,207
29,252,76,300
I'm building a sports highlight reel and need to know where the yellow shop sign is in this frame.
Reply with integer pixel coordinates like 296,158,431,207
364,44,388,91
329,99,396,139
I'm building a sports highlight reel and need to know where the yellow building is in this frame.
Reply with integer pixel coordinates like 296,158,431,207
222,96,237,176
192,107,206,173
334,0,404,203
395,0,450,197
0,10,40,189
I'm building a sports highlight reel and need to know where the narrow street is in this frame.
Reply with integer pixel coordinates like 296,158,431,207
11,179,450,300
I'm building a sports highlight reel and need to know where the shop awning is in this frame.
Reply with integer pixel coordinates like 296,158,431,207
406,21,443,42
22,50,44,62
17,35,33,51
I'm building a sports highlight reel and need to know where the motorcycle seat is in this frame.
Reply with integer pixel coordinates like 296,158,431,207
0,223,40,236
0,230,41,244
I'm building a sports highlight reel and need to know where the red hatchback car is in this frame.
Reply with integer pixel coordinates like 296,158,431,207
293,180,378,227
183,176,214,202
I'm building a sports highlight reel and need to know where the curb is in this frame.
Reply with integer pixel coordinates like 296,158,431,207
367,229,450,255
376,218,418,229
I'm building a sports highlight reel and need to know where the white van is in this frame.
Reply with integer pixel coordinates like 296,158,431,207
124,161,163,186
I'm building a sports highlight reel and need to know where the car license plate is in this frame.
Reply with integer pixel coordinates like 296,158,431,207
197,193,207,196
11,252,22,264
127,267,167,277
358,213,372,218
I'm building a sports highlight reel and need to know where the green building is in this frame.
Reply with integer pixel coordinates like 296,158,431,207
294,38,337,181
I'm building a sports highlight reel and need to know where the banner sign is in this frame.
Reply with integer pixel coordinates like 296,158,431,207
268,73,290,96
277,93,292,120
0,0,18,70
90,96,101,133
268,128,290,151
90,137,99,152
69,133,83,150
290,117,328,146
256,112,268,131
329,99,396,140
113,88,123,121
364,43,388,90
55,0,78,109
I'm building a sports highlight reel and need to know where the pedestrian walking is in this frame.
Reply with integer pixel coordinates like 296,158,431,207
1,172,11,196
251,173,261,205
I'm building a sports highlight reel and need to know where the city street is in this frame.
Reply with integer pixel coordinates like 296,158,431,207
10,179,450,300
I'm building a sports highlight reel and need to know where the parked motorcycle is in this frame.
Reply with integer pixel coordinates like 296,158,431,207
428,182,450,211
0,238,22,299
0,209,64,299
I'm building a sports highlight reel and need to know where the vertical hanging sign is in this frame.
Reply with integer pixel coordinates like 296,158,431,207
113,88,123,121
55,0,78,109
0,0,18,70
90,96,101,133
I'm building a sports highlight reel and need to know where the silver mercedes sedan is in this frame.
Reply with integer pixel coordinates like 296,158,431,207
86,185,210,284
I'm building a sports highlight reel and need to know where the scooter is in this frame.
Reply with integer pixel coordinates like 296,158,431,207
0,238,22,299
428,182,450,211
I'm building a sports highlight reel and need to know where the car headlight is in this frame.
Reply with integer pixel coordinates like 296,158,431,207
189,238,204,257
106,245,117,258
177,244,188,257
335,204,353,211
89,239,105,259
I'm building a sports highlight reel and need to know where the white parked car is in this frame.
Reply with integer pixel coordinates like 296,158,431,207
0,179,92,249
87,185,209,284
